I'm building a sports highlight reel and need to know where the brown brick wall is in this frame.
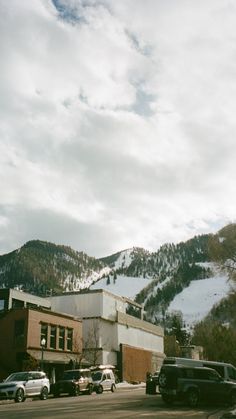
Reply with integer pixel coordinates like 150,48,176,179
0,308,82,380
121,344,152,383
27,309,82,352
0,309,28,377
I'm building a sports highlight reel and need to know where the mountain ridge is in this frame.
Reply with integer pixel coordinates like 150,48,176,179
0,226,235,330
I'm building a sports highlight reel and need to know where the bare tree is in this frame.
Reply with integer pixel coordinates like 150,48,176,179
83,319,102,366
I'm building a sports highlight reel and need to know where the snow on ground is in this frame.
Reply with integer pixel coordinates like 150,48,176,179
90,274,150,299
168,272,232,329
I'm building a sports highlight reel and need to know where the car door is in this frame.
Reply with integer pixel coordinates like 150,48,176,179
24,373,39,396
204,370,226,403
104,373,112,391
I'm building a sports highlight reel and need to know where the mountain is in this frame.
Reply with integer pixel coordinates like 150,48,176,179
0,240,109,295
0,226,235,331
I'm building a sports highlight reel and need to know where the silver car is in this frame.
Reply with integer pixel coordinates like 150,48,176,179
0,371,50,403
91,368,116,394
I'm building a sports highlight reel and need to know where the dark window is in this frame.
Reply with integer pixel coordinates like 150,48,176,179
203,363,224,377
50,325,57,349
183,368,195,379
12,299,24,308
14,320,25,345
67,329,73,351
59,327,65,350
228,367,236,380
0,299,5,311
41,324,48,347
26,302,38,309
63,370,81,380
14,320,25,338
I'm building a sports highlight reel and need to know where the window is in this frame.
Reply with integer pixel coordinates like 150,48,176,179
14,320,25,338
59,327,65,350
14,320,25,345
40,324,48,347
50,325,57,349
0,299,5,311
67,328,73,351
228,367,236,380
12,299,24,308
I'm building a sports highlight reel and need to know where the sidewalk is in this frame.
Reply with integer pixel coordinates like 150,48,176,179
116,381,146,390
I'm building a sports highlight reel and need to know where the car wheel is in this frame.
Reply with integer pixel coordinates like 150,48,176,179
187,389,199,407
14,388,25,403
96,385,103,394
40,387,49,400
71,385,80,396
158,372,167,388
87,384,93,395
111,384,116,392
230,391,236,406
162,394,174,405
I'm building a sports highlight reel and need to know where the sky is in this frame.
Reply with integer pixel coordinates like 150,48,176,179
0,0,236,258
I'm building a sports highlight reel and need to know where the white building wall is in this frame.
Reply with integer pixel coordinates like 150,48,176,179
50,293,103,318
82,318,118,366
50,291,127,320
101,293,126,321
117,323,163,353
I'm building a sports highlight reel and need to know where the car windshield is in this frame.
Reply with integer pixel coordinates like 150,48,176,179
5,372,29,382
62,371,81,380
92,371,102,381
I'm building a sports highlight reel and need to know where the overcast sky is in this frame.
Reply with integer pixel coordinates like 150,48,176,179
0,0,236,258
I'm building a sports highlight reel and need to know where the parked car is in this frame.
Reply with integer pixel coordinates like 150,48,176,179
91,368,116,394
158,364,236,407
0,371,50,403
52,369,93,397
163,357,236,382
146,371,159,394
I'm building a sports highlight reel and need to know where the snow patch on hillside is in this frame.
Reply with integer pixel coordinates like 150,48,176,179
168,271,231,329
90,274,150,299
113,250,133,270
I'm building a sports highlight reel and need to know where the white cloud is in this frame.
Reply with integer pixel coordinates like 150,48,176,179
0,0,235,257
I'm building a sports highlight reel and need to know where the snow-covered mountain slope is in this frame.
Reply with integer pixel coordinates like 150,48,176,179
90,274,151,299
92,260,233,329
167,267,231,329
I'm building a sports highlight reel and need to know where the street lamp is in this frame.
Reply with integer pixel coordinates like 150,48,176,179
40,338,46,371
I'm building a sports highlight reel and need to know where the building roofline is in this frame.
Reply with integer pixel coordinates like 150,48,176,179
50,288,143,309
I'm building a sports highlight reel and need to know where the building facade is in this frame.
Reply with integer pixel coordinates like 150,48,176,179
50,289,164,382
0,289,83,382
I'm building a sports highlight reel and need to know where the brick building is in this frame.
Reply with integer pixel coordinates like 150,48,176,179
0,289,83,382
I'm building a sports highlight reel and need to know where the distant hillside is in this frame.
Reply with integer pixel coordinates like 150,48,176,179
0,225,235,331
0,240,108,295
96,235,213,322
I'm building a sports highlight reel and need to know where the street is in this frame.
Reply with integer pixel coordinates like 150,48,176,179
0,388,232,419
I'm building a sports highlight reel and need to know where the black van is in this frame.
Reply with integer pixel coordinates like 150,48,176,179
163,357,236,382
158,364,236,407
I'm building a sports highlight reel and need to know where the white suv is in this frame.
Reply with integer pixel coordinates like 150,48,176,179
91,368,116,394
0,371,50,403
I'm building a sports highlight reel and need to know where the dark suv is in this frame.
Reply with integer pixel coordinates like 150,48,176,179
158,364,236,407
52,369,93,397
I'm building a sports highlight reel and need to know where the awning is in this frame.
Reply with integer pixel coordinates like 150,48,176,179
27,350,88,365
